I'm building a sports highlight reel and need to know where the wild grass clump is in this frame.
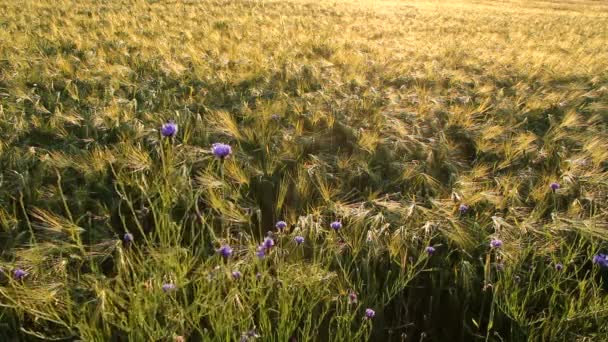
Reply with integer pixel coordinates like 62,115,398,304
1,0,608,340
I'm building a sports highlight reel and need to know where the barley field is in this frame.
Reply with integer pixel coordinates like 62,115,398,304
1,0,608,340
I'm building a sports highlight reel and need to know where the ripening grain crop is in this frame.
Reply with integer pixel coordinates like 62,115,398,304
1,0,608,340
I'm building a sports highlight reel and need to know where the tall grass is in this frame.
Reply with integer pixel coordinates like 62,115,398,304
1,0,608,340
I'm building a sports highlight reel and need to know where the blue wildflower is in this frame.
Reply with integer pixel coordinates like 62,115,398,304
256,246,266,259
275,221,287,231
593,254,608,268
212,143,232,159
263,237,274,250
162,283,176,292
294,236,305,245
458,204,469,214
348,291,358,304
160,121,178,138
218,245,233,258
123,232,134,243
240,329,260,342
490,239,503,248
330,221,342,231
364,308,375,319
13,268,27,281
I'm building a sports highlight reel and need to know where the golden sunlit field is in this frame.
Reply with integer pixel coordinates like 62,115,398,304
1,0,608,340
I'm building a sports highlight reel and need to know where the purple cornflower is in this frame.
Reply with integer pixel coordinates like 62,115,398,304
123,232,134,243
458,204,469,214
218,245,233,258
276,221,287,231
13,268,27,281
294,236,305,245
550,182,560,191
160,121,178,138
425,246,436,255
240,329,260,342
593,254,608,268
162,283,176,292
348,291,358,304
330,221,342,231
555,263,563,271
364,308,375,320
212,143,232,159
263,237,274,250
232,271,242,279
256,246,266,259
366,231,374,243
490,239,503,249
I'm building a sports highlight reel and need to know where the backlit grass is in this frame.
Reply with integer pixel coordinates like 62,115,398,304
1,0,608,340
